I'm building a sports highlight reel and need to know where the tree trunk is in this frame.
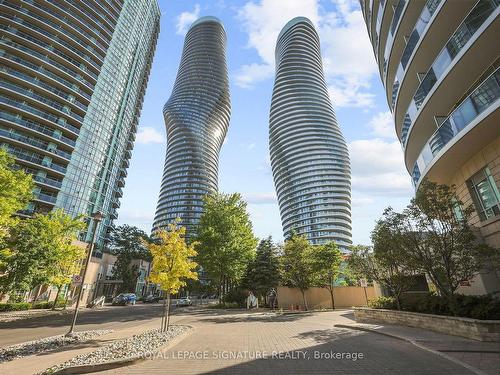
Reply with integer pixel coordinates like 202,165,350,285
301,289,308,311
166,292,171,331
395,294,401,310
161,293,167,332
52,285,62,311
328,288,335,310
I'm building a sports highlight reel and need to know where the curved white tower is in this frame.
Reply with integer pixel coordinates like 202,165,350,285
153,16,230,236
269,17,352,249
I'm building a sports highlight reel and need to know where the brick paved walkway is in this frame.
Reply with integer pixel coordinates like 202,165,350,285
101,309,474,375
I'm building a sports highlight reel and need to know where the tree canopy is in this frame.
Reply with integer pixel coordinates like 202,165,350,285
0,149,33,243
109,225,151,293
145,222,198,331
241,236,280,299
280,234,314,310
0,209,85,300
310,241,343,309
194,193,257,296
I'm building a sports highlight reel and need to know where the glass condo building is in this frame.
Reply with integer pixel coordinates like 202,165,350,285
269,17,352,250
152,17,230,236
360,0,499,293
0,0,160,245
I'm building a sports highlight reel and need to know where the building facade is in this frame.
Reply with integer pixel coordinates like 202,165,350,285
0,0,160,245
152,16,230,236
269,17,352,250
360,0,500,294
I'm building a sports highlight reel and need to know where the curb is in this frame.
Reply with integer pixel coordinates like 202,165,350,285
334,324,486,375
50,325,194,375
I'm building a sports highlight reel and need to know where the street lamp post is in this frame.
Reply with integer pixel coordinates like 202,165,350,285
66,211,104,336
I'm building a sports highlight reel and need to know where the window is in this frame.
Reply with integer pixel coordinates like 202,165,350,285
467,167,500,221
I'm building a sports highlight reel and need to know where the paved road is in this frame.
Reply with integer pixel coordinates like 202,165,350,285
99,310,473,375
0,303,187,347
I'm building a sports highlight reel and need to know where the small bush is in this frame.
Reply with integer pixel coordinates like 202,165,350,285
369,293,500,320
368,296,396,309
222,288,248,307
0,302,32,312
208,302,240,309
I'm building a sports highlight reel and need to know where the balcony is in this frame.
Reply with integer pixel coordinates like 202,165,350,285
411,68,499,188
34,192,58,205
33,174,62,189
401,1,499,154
115,186,123,197
117,176,125,187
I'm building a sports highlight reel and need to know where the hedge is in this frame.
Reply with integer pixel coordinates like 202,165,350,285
368,293,500,320
0,299,66,312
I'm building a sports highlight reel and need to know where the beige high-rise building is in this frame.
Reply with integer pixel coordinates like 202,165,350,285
359,0,499,294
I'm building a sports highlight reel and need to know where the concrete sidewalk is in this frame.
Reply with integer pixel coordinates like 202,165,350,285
335,322,500,375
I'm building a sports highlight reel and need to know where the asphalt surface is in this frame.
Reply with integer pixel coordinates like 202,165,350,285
0,302,187,347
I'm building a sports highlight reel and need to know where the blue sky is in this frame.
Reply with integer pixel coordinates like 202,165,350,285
115,0,414,245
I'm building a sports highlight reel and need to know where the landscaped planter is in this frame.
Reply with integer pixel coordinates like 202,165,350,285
354,307,500,342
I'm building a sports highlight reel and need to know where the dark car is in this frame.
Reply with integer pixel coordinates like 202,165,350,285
143,294,161,303
112,293,137,306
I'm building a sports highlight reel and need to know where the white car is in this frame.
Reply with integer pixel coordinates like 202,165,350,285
176,297,192,307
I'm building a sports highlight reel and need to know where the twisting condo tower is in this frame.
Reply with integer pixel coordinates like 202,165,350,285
269,17,351,250
153,16,230,236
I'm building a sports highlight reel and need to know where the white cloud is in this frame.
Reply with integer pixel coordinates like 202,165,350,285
349,138,413,196
235,0,378,107
235,0,319,88
246,142,256,150
242,192,277,204
368,111,394,138
234,63,274,88
136,127,165,144
176,4,200,35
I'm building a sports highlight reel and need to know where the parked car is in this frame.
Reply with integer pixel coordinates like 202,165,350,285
176,297,192,307
143,294,161,303
112,293,137,306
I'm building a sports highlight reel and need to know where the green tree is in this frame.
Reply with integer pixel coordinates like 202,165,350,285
401,179,498,300
46,211,86,309
310,242,343,309
280,235,314,310
194,193,257,300
109,225,151,293
242,237,280,302
0,210,84,301
0,149,33,244
348,243,416,310
145,222,198,331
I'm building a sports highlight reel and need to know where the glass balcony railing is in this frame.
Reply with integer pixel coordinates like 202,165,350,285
0,80,84,122
0,38,95,90
0,11,102,69
33,175,62,189
34,192,58,204
0,110,76,147
402,0,498,146
6,146,67,174
0,95,80,135
1,66,87,111
383,0,406,77
392,0,442,107
411,68,500,187
2,1,106,58
0,51,92,100
0,128,72,160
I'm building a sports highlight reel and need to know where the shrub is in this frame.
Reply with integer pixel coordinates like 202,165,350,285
369,293,500,320
368,296,396,309
0,302,32,312
222,288,248,307
32,298,66,310
208,302,239,309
